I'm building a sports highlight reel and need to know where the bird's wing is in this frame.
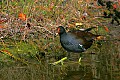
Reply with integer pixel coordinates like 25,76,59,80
68,30,99,49
84,27,96,32
69,30,97,41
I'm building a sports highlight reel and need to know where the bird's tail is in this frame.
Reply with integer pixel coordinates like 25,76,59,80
84,27,97,32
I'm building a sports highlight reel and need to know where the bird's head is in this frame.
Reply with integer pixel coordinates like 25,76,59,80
57,26,66,35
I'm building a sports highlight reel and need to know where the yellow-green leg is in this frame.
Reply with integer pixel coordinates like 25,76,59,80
78,54,83,65
50,57,67,65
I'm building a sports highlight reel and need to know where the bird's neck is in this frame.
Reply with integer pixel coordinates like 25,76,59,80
59,32,67,38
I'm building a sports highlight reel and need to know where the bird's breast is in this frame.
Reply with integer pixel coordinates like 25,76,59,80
60,36,85,52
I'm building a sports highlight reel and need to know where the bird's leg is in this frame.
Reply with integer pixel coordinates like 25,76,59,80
78,53,83,65
67,52,74,61
67,52,70,59
50,52,71,65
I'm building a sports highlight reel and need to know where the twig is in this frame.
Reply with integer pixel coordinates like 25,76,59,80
34,26,54,35
99,39,120,41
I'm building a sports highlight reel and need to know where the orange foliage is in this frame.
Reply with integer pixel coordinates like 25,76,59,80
113,4,117,9
0,26,4,29
18,13,27,21
0,50,13,57
104,26,109,32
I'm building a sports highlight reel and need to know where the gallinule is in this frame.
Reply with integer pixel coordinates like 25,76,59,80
56,26,101,64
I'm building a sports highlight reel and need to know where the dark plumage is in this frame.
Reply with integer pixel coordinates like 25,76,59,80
57,26,100,53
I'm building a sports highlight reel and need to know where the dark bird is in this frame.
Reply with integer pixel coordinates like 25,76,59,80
57,26,101,63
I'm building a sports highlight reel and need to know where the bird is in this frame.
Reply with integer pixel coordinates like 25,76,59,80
56,26,101,64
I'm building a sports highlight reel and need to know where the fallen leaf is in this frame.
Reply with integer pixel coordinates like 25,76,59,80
18,13,27,21
96,36,104,40
0,50,13,56
0,26,4,28
75,23,83,26
104,26,109,32
113,4,117,9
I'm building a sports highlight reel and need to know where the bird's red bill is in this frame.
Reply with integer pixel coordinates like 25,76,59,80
57,27,60,33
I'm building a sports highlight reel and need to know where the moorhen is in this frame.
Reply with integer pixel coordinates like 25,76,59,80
56,26,101,64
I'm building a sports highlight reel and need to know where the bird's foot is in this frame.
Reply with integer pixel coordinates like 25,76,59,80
50,57,67,65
